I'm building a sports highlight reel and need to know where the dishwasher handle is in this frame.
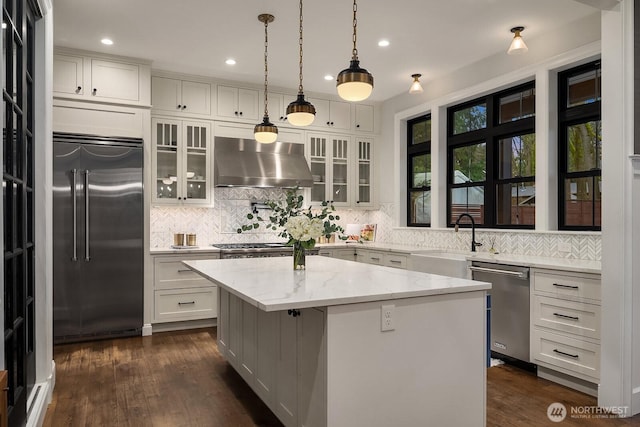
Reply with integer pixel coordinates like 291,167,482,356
469,265,529,280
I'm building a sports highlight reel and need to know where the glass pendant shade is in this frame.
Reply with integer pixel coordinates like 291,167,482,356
254,117,278,144
337,59,374,102
409,73,423,94
507,26,528,55
286,94,316,126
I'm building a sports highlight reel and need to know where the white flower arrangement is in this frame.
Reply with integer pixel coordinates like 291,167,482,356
237,188,344,250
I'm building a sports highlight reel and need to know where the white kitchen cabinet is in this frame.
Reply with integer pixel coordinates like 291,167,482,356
308,133,351,207
217,288,326,427
307,133,375,209
355,248,407,269
152,76,211,116
53,51,151,106
217,85,260,121
267,92,297,124
317,248,356,261
152,117,212,206
353,136,374,207
53,54,84,95
152,254,219,325
354,104,374,132
530,268,602,394
308,98,351,130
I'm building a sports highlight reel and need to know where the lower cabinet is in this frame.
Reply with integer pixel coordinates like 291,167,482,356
356,248,408,269
218,289,326,427
530,268,601,393
152,253,220,324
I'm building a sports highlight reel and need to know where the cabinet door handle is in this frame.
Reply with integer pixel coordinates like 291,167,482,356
553,349,579,359
553,312,579,321
371,257,381,261
234,111,239,115
182,105,187,110
553,283,579,290
239,111,243,116
177,269,192,273
287,309,300,317
178,301,195,306
390,260,402,264
92,88,97,95
177,104,182,109
76,86,82,93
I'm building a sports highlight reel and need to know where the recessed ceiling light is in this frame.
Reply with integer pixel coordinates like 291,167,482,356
378,39,390,47
101,38,114,45
225,58,236,65
324,74,334,81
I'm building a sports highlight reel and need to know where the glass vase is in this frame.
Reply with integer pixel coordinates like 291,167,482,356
293,241,306,270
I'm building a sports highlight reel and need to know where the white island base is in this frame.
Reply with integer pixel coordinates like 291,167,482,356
185,257,489,427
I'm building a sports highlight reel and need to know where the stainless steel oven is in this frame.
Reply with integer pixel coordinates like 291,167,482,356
211,243,319,259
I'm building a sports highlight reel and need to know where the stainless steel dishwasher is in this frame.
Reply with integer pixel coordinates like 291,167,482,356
470,262,530,363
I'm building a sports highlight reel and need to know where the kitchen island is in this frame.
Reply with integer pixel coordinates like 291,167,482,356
185,256,491,427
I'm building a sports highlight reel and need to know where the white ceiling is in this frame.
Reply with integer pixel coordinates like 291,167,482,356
52,0,598,101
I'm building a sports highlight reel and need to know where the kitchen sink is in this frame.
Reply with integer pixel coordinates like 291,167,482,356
408,251,471,278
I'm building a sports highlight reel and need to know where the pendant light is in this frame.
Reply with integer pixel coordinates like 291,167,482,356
507,26,528,55
254,14,278,144
409,74,423,94
286,0,316,127
336,0,373,102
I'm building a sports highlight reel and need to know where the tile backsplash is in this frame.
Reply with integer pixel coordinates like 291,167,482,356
150,192,601,261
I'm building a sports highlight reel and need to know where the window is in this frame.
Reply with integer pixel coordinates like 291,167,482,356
558,61,601,230
407,115,431,226
447,82,535,228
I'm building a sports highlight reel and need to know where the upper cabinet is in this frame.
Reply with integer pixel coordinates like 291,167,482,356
354,104,374,133
308,98,351,130
53,50,151,107
267,92,297,124
216,85,260,121
152,117,212,206
152,76,211,116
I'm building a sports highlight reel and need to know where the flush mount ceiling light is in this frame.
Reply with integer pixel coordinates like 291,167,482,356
378,39,390,47
100,38,113,45
409,73,423,94
254,13,278,144
324,74,334,81
225,58,236,65
507,26,528,55
286,0,316,127
336,0,374,102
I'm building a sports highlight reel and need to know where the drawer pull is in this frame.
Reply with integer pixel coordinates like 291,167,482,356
177,269,192,273
553,283,579,290
389,260,402,264
553,312,579,321
178,301,195,306
553,349,579,359
371,257,381,261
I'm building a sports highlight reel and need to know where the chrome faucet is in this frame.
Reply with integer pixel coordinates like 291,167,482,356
454,213,482,252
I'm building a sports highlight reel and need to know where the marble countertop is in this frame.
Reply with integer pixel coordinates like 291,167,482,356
184,257,491,312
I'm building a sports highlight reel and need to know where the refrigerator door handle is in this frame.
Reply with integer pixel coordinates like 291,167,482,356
71,169,78,261
85,170,91,262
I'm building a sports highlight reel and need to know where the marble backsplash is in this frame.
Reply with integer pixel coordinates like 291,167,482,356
150,191,601,261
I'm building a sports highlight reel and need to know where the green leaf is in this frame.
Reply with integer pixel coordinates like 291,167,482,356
253,223,259,229
236,228,242,233
247,213,254,220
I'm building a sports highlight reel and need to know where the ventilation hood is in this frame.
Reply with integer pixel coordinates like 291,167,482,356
214,136,313,188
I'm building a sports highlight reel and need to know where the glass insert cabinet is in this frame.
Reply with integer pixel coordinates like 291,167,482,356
307,133,374,208
152,117,212,205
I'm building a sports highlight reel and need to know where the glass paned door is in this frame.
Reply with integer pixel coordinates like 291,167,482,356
332,137,349,205
183,123,209,202
356,138,372,205
154,120,179,201
309,136,327,203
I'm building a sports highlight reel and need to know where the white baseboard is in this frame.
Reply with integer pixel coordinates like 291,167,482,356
142,323,153,336
537,366,598,397
26,360,56,427
151,318,216,334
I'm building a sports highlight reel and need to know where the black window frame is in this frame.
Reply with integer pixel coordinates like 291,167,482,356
446,81,536,229
407,114,431,227
558,60,602,231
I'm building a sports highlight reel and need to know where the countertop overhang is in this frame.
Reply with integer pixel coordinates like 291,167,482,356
184,256,491,312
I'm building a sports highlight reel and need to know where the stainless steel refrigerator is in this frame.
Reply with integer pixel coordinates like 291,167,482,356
53,132,143,343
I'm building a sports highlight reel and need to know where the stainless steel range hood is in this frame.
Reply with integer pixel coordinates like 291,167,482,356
214,136,313,188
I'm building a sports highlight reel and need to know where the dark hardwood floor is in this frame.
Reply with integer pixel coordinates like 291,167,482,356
43,328,640,426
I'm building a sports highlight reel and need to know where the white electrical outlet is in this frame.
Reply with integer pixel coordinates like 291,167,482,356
558,242,571,253
381,304,395,332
